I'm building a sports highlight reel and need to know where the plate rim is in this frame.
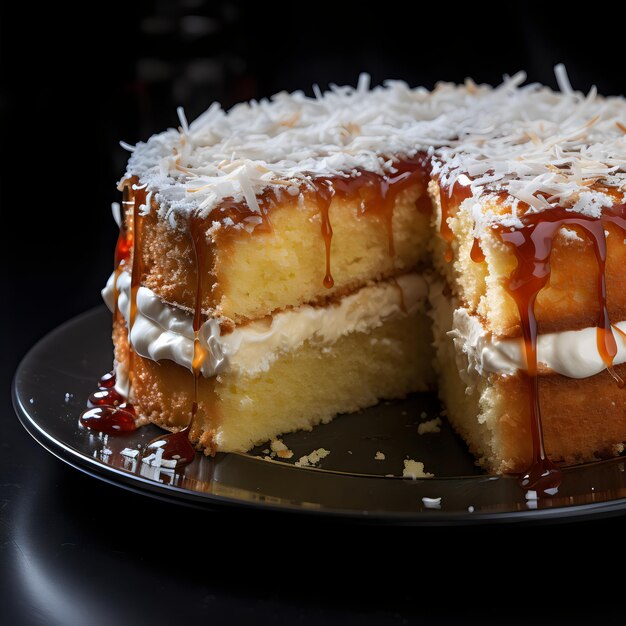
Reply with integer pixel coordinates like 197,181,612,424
12,305,626,525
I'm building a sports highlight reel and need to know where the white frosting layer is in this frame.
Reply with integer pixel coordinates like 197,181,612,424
450,307,626,379
103,272,428,378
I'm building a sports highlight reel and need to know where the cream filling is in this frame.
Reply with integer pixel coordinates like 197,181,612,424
450,307,626,380
102,271,429,378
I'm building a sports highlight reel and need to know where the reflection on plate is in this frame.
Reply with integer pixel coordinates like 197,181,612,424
12,307,626,524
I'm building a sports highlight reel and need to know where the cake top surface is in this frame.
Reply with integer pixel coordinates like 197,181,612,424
123,66,626,230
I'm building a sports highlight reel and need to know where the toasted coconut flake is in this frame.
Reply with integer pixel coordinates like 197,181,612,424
122,66,626,232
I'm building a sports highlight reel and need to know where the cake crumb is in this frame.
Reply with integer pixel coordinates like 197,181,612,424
295,448,330,467
418,418,442,435
270,439,294,459
468,505,475,513
419,411,428,419
262,449,270,455
403,459,434,479
374,451,385,461
422,496,441,509
347,450,353,455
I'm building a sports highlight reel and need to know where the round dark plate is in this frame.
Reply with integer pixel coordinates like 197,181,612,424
12,306,626,524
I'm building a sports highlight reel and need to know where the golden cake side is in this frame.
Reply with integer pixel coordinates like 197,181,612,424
129,178,431,323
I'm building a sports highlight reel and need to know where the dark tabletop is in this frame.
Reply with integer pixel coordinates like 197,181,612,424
3,302,626,626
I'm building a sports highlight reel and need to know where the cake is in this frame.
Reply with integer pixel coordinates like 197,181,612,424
98,67,626,488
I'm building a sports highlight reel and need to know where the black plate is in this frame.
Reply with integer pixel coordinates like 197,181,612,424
12,306,626,524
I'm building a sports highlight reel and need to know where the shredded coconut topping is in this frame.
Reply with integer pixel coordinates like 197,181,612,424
123,65,626,229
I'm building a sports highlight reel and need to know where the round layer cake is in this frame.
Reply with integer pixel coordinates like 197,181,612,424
102,67,626,477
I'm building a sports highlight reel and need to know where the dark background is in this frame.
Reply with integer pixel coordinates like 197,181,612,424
4,1,626,356
2,2,626,624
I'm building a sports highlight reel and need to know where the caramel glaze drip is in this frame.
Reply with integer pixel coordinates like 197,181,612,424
314,156,431,286
80,185,140,436
314,180,335,288
190,217,210,417
207,154,431,289
112,186,133,321
439,182,472,262
115,186,133,265
129,186,147,366
614,324,626,343
470,238,485,263
494,203,626,495
143,217,207,468
82,184,197,470
80,370,137,435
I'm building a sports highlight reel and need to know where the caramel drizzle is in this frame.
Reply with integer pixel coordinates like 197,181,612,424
112,185,133,320
313,157,430,288
129,188,146,335
135,218,205,469
89,182,140,433
613,324,626,343
128,185,147,398
204,156,430,290
189,217,209,420
470,237,485,263
114,186,133,265
497,219,562,493
315,180,335,288
439,181,472,262
495,204,626,493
